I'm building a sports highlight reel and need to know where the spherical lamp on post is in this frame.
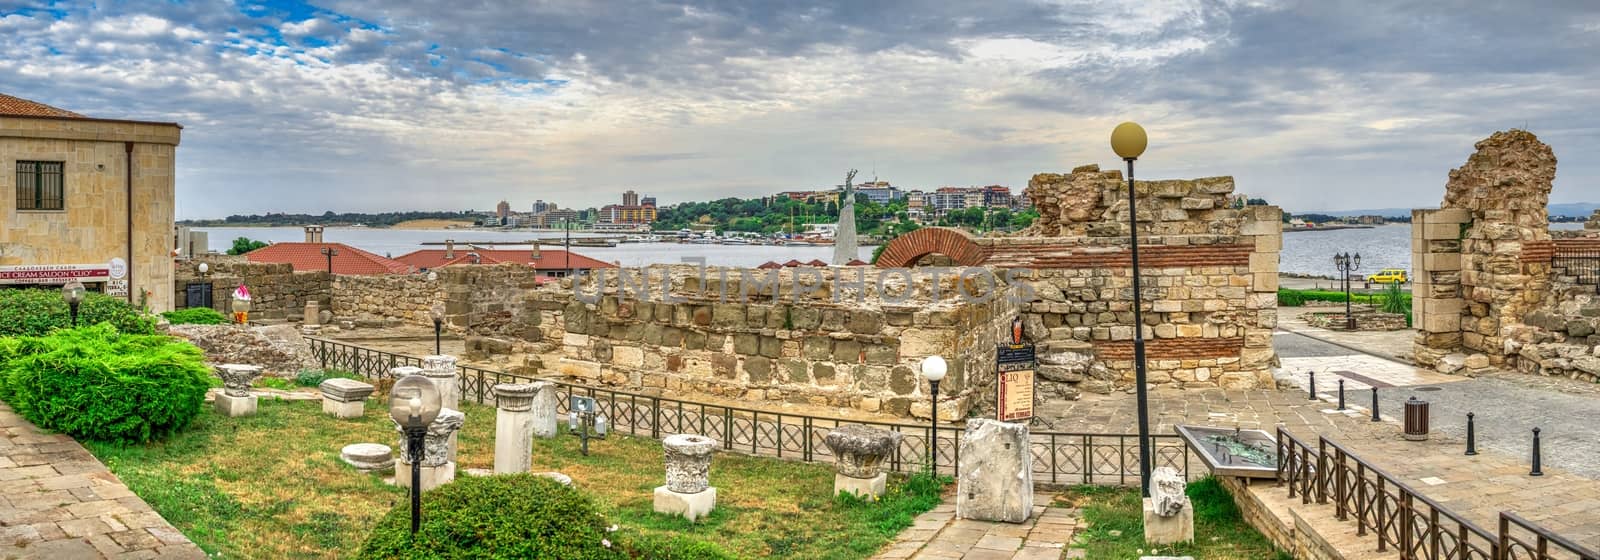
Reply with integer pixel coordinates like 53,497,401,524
919,355,948,473
388,374,442,537
61,279,86,328
429,302,446,355
1110,121,1154,498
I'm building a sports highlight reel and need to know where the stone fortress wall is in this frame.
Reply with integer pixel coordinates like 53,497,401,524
879,164,1284,399
1412,130,1600,381
184,163,1284,419
174,256,331,322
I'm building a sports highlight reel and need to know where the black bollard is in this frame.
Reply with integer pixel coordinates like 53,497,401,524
1530,428,1543,476
1465,413,1477,456
1308,370,1317,400
1370,387,1380,422
1337,379,1346,410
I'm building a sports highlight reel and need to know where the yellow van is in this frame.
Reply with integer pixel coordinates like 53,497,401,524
1365,269,1408,284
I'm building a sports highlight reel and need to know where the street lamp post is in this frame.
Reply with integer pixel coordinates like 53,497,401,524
1111,121,1154,498
388,374,442,537
61,279,86,327
429,303,445,355
920,356,947,473
321,247,339,273
1334,252,1361,330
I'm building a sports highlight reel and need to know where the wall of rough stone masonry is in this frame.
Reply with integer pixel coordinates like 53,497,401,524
1510,237,1600,382
1412,130,1558,373
329,264,545,334
880,167,1285,395
173,258,331,322
538,264,1023,419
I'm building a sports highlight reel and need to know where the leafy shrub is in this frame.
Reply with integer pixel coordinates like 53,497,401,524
1275,288,1411,309
228,237,269,255
0,288,157,336
1,324,211,443
1379,282,1411,315
294,369,362,387
360,473,685,559
161,307,229,325
1277,290,1305,307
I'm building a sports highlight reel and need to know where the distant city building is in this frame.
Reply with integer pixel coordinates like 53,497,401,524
532,208,579,228
776,190,840,204
599,191,657,225
853,181,902,203
532,199,557,215
496,200,511,220
641,196,656,207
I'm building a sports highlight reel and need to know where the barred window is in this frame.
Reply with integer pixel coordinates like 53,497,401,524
16,161,64,211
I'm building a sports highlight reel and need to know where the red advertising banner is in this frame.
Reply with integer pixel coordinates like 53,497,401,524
0,264,112,284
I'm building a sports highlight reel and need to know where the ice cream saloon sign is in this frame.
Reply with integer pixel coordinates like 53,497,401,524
996,317,1036,422
0,258,129,297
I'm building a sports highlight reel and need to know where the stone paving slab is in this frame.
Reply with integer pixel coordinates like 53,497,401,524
874,492,1077,560
0,402,205,560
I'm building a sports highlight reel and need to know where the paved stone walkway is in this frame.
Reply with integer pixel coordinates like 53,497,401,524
873,492,1081,560
0,403,205,559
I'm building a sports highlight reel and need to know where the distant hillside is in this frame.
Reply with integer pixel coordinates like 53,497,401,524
1300,202,1597,219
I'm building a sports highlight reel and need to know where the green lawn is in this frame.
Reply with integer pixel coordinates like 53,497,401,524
1062,478,1291,560
83,397,944,559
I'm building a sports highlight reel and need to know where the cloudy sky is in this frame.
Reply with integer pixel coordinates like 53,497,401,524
2,0,1597,219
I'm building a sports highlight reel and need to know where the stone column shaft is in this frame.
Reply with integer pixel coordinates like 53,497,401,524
493,384,536,474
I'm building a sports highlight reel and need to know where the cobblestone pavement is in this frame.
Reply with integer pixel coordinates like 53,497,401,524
0,403,206,559
873,492,1081,560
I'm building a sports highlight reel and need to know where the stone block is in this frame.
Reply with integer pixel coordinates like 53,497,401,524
835,472,887,499
1248,252,1277,274
394,461,456,492
322,399,364,419
1251,272,1278,292
1424,222,1461,240
1422,313,1460,333
1423,252,1461,271
214,393,257,417
956,419,1032,523
1143,498,1195,545
653,486,716,522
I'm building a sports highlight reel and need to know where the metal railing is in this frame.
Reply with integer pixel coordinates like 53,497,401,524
1275,427,1597,560
1553,247,1600,287
307,337,1195,484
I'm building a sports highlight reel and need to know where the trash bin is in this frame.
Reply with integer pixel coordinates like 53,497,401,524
1404,396,1429,441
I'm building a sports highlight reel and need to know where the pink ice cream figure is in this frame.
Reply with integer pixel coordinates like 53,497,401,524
231,284,253,324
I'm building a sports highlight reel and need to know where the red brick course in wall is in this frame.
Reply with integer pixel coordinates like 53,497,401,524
1093,337,1246,360
1521,239,1600,263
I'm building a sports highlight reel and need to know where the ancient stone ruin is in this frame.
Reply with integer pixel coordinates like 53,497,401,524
1413,130,1600,380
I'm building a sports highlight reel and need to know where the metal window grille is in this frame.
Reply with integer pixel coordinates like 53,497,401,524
16,161,64,211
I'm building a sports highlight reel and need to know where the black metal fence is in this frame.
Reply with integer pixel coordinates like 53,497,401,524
307,337,1194,484
1276,427,1597,560
1554,246,1600,287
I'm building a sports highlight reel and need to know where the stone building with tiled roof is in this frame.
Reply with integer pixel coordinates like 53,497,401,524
0,92,183,310
243,227,412,275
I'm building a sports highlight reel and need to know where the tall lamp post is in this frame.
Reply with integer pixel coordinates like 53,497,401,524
920,356,947,473
62,279,86,327
429,302,445,355
1334,252,1361,330
321,247,339,273
1111,121,1154,498
388,374,442,537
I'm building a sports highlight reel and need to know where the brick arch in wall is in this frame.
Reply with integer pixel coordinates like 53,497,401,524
874,227,991,268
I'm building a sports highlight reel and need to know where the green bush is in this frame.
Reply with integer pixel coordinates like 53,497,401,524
0,324,211,443
360,473,694,560
161,307,229,325
1276,288,1411,309
0,288,157,336
293,369,362,387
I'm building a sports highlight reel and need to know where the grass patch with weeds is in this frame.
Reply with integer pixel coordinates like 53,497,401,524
86,398,945,559
1058,477,1291,560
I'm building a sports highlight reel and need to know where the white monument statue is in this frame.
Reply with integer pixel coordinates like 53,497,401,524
832,169,859,265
